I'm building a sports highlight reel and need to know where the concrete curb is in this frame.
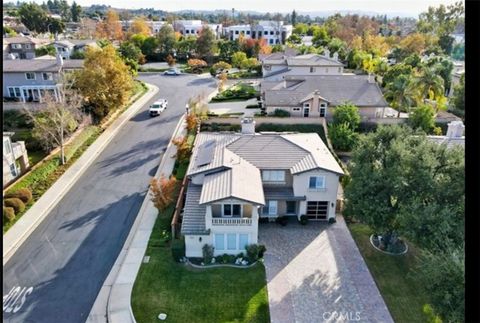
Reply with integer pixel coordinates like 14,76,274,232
3,84,159,266
97,113,187,323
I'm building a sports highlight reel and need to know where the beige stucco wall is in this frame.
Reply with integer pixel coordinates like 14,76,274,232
292,169,340,219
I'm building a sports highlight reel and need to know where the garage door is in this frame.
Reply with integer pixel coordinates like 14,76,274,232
306,201,328,220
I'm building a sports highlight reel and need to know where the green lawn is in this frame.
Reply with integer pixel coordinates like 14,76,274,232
210,83,259,102
347,223,430,323
131,216,270,323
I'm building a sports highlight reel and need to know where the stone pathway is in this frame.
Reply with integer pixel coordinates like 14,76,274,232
259,216,393,323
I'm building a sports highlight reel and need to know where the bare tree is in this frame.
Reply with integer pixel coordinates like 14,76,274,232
24,75,85,165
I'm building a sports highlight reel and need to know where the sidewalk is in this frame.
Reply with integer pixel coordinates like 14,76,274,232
87,113,188,323
3,84,159,265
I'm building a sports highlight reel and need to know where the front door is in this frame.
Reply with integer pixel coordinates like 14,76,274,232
303,107,310,117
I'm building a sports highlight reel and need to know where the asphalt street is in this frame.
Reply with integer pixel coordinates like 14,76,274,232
2,73,217,323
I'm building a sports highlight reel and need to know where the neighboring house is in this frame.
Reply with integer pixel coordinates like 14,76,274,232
301,35,313,46
53,40,75,59
181,118,344,257
149,21,167,33
426,120,465,148
260,50,344,81
3,55,84,102
261,75,388,118
174,20,203,36
68,39,99,53
3,132,29,187
3,36,51,59
224,21,293,44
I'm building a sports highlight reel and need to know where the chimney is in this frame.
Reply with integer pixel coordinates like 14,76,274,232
241,117,256,135
332,52,338,61
446,121,465,138
324,48,330,58
56,52,64,66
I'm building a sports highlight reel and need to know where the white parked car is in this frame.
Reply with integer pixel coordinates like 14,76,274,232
164,68,181,75
149,99,168,117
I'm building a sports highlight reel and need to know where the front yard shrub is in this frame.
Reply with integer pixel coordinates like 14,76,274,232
3,207,15,223
276,216,288,226
202,244,215,264
328,217,337,224
220,253,236,264
271,109,291,117
5,188,33,204
246,244,267,262
171,238,185,262
4,198,25,214
299,215,309,225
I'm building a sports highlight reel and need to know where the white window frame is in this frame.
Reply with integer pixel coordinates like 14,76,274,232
42,72,53,81
8,87,15,97
222,203,242,217
12,44,22,49
309,176,326,190
25,72,36,80
262,170,285,182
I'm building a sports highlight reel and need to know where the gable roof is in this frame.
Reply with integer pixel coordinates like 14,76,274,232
4,36,50,45
263,75,388,107
286,54,344,67
3,58,84,73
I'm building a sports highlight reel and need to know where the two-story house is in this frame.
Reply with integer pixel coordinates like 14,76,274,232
3,36,51,59
181,118,344,257
52,40,75,59
3,54,84,102
260,49,344,81
3,132,29,187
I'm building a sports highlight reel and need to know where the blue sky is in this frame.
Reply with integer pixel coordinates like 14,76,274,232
10,0,461,16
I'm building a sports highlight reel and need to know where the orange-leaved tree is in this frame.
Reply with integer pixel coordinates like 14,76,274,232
150,175,177,212
186,113,198,133
172,136,191,162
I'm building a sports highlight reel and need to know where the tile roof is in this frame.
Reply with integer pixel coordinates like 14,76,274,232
263,75,388,107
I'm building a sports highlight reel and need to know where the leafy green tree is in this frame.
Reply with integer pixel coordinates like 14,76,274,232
408,104,436,133
425,56,454,95
140,36,159,60
70,50,85,59
384,74,415,117
3,26,17,37
212,61,232,72
217,40,240,63
329,123,358,151
412,66,445,105
291,10,297,25
332,102,361,130
326,37,347,60
415,248,464,323
176,36,197,57
311,25,330,47
119,41,144,63
451,43,464,60
287,34,302,45
70,1,82,22
196,26,216,58
18,3,49,33
403,54,421,68
382,63,413,87
157,24,176,54
231,51,247,69
35,44,57,57
452,74,464,111
293,23,308,35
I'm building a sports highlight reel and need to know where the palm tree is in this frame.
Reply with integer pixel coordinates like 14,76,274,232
384,74,415,118
412,66,445,107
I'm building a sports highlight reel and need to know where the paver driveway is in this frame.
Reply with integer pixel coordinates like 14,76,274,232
258,216,393,323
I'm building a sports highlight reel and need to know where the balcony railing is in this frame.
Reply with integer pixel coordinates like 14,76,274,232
211,218,252,226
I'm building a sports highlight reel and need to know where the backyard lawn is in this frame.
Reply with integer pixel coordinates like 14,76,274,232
131,216,270,323
348,223,430,323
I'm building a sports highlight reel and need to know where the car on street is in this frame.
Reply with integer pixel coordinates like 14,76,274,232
149,99,168,117
164,68,181,75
